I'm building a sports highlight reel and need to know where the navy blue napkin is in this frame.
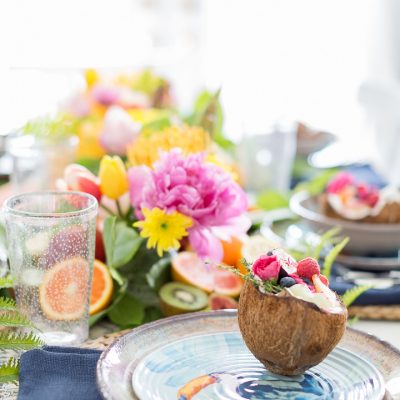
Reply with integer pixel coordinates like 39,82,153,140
18,346,102,400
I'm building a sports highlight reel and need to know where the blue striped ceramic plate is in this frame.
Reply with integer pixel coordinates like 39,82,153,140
132,332,384,400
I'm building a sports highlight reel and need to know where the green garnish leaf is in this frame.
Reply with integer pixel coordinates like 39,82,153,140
107,294,145,327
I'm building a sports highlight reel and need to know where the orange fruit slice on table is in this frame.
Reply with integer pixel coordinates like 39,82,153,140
89,260,114,315
172,251,243,297
39,257,89,321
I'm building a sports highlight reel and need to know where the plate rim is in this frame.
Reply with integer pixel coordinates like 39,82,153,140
97,310,400,400
130,330,385,400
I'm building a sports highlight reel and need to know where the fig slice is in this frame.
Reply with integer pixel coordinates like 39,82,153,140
238,280,347,376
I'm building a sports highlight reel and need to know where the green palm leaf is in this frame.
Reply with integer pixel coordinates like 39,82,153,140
321,237,349,278
0,332,44,350
341,284,372,307
0,297,16,310
0,311,32,328
0,276,14,289
312,227,342,260
0,357,19,384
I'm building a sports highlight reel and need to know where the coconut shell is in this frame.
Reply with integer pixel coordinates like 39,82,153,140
238,280,347,376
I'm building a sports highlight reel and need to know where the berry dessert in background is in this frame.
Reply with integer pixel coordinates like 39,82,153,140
237,249,347,376
320,171,400,223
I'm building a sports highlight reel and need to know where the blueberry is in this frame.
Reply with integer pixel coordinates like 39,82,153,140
279,277,296,288
267,251,273,256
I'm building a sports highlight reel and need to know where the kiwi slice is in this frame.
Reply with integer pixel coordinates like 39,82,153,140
159,282,208,317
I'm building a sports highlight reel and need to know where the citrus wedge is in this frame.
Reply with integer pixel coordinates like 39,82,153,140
39,257,89,321
172,252,243,297
221,236,243,266
89,260,114,315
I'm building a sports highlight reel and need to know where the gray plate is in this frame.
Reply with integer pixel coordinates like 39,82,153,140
96,311,400,400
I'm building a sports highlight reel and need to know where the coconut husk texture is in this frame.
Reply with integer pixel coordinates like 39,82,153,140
238,281,347,376
320,193,400,223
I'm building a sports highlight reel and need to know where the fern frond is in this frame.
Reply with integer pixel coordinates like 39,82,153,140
321,237,349,278
341,284,372,307
0,311,32,327
312,227,342,260
0,297,16,310
0,276,14,289
0,332,44,350
0,357,19,384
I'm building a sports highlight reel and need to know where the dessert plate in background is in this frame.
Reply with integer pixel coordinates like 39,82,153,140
131,332,384,400
96,311,400,400
290,191,400,256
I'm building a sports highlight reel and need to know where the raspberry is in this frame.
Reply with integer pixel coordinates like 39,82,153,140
297,257,320,280
319,274,329,286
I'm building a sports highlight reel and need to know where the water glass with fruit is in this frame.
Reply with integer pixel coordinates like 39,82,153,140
3,191,98,345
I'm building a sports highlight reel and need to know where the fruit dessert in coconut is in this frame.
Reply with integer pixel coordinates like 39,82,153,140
320,171,400,223
238,249,347,376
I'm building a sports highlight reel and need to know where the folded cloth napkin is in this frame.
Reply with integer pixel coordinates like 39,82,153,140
18,346,102,400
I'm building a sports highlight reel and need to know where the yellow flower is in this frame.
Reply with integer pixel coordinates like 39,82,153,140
127,125,211,167
99,155,129,199
85,69,99,87
134,208,193,256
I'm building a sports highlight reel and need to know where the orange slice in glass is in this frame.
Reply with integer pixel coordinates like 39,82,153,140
89,260,114,316
39,257,89,320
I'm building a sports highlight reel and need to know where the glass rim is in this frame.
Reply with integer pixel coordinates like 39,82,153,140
3,191,98,218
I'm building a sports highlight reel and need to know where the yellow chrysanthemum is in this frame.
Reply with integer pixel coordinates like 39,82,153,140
127,125,211,167
134,208,193,257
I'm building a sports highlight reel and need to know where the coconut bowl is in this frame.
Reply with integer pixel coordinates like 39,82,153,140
290,191,400,256
238,280,347,376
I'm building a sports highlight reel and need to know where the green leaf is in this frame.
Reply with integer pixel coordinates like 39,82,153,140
341,285,372,307
107,294,145,327
103,216,143,269
294,169,339,196
146,258,171,292
0,332,44,350
0,357,19,384
0,312,32,328
321,237,349,278
256,190,289,211
141,116,172,135
312,227,342,260
0,297,16,310
0,276,14,289
142,306,163,324
75,158,101,175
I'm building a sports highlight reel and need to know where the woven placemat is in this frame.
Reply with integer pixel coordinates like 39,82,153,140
349,305,400,321
82,328,131,350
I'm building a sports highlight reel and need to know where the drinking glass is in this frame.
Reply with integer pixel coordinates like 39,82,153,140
3,191,98,345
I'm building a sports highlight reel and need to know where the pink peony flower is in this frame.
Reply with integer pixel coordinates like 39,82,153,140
252,255,281,281
326,172,354,194
128,149,250,261
99,106,141,155
91,84,120,106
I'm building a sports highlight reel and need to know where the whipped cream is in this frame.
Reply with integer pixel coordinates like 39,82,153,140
286,284,342,312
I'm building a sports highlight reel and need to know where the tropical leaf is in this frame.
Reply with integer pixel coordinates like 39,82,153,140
0,332,44,350
312,227,342,260
341,285,372,307
0,312,33,328
0,357,19,384
0,297,16,311
321,237,349,278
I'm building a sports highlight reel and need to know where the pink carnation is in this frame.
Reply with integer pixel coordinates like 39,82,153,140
128,149,250,261
326,172,354,194
252,255,281,281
